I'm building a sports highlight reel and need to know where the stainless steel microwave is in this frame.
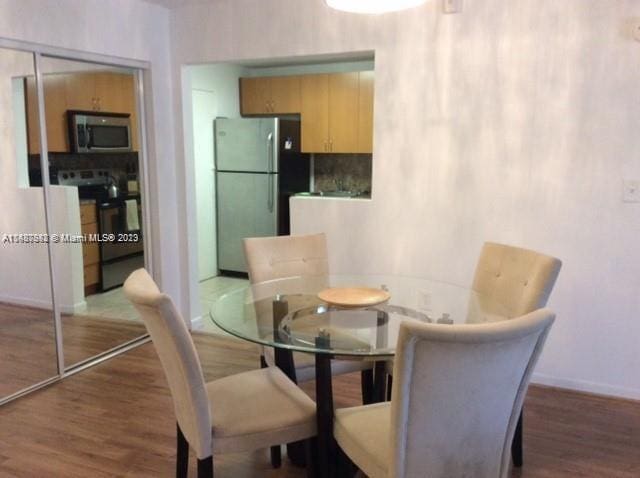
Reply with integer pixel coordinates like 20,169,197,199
68,110,132,153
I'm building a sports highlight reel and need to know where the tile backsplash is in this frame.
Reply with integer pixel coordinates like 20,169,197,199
313,153,372,195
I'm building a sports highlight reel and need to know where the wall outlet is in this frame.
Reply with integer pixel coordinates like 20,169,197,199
443,0,463,14
623,179,640,203
418,291,432,311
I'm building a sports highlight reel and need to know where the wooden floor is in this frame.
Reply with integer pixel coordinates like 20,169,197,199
0,332,639,477
0,302,146,397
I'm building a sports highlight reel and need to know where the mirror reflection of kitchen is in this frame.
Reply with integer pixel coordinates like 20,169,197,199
184,54,374,331
26,56,147,369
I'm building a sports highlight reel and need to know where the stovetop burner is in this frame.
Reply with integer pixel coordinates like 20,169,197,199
57,168,112,187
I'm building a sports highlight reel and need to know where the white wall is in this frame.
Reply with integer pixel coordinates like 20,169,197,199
0,0,182,312
170,0,640,399
185,64,248,282
0,49,84,313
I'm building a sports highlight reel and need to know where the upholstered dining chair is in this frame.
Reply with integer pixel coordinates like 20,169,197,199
386,241,561,465
123,268,317,478
471,241,561,466
243,233,375,466
471,242,562,318
334,308,556,478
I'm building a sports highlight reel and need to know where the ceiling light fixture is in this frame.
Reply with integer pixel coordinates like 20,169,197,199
325,0,427,14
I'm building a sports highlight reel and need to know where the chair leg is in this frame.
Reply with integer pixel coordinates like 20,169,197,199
176,423,189,478
270,444,282,468
512,409,524,467
261,355,283,468
335,443,358,478
360,368,373,405
386,374,393,401
197,456,214,478
304,437,317,478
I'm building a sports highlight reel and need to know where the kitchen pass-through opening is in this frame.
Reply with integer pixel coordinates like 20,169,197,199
182,52,375,332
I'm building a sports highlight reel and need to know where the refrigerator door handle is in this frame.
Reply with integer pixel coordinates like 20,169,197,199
267,132,274,212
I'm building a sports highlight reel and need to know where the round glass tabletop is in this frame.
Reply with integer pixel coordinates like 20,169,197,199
210,274,511,357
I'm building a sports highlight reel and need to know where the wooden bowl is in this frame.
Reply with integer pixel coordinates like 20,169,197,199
318,287,390,308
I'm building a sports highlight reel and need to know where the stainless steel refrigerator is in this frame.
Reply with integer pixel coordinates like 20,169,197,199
215,117,310,274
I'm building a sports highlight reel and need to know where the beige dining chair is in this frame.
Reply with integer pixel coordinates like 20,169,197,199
471,241,561,466
334,308,556,478
386,241,561,465
123,268,317,478
471,242,562,318
243,233,375,466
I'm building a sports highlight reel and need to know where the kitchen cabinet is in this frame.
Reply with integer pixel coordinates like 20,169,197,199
300,74,330,153
26,75,68,154
327,72,359,153
80,203,100,295
357,71,374,154
240,71,374,154
240,76,301,115
25,71,139,154
300,72,365,154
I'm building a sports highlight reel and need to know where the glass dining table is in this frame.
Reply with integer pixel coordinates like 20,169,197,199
210,274,511,477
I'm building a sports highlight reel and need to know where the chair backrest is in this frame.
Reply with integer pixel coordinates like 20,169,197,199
472,242,562,317
243,233,329,284
123,269,212,459
390,308,555,478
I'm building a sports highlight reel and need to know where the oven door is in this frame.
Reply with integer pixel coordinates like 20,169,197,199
99,201,143,261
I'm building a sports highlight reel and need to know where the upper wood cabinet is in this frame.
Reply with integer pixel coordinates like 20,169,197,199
327,72,360,153
357,71,374,154
300,72,373,154
26,71,139,154
240,71,374,154
240,76,301,115
300,74,330,153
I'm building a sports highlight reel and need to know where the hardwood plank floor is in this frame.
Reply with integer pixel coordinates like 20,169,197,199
0,302,146,397
0,332,639,477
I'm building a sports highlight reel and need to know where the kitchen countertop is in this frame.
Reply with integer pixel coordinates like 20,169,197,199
295,191,371,200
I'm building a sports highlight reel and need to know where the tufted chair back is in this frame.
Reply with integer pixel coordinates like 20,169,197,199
471,242,562,317
243,233,329,284
390,308,556,478
123,269,212,459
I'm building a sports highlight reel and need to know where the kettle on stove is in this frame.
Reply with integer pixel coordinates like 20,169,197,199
106,176,120,199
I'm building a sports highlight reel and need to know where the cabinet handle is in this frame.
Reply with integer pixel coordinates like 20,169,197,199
329,140,333,152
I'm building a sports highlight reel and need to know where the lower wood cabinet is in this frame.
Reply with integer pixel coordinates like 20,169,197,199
80,203,100,295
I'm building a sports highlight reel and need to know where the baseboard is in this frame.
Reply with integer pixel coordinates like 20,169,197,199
532,372,640,401
0,293,52,310
190,315,205,331
0,293,84,315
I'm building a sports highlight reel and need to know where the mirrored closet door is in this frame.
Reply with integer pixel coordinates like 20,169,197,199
36,56,148,370
1,46,151,403
0,46,58,400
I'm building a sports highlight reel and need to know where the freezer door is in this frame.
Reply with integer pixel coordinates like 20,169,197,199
216,171,278,273
214,118,278,172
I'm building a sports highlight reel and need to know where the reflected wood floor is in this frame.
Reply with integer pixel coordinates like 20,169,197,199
0,303,146,397
1,332,639,477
